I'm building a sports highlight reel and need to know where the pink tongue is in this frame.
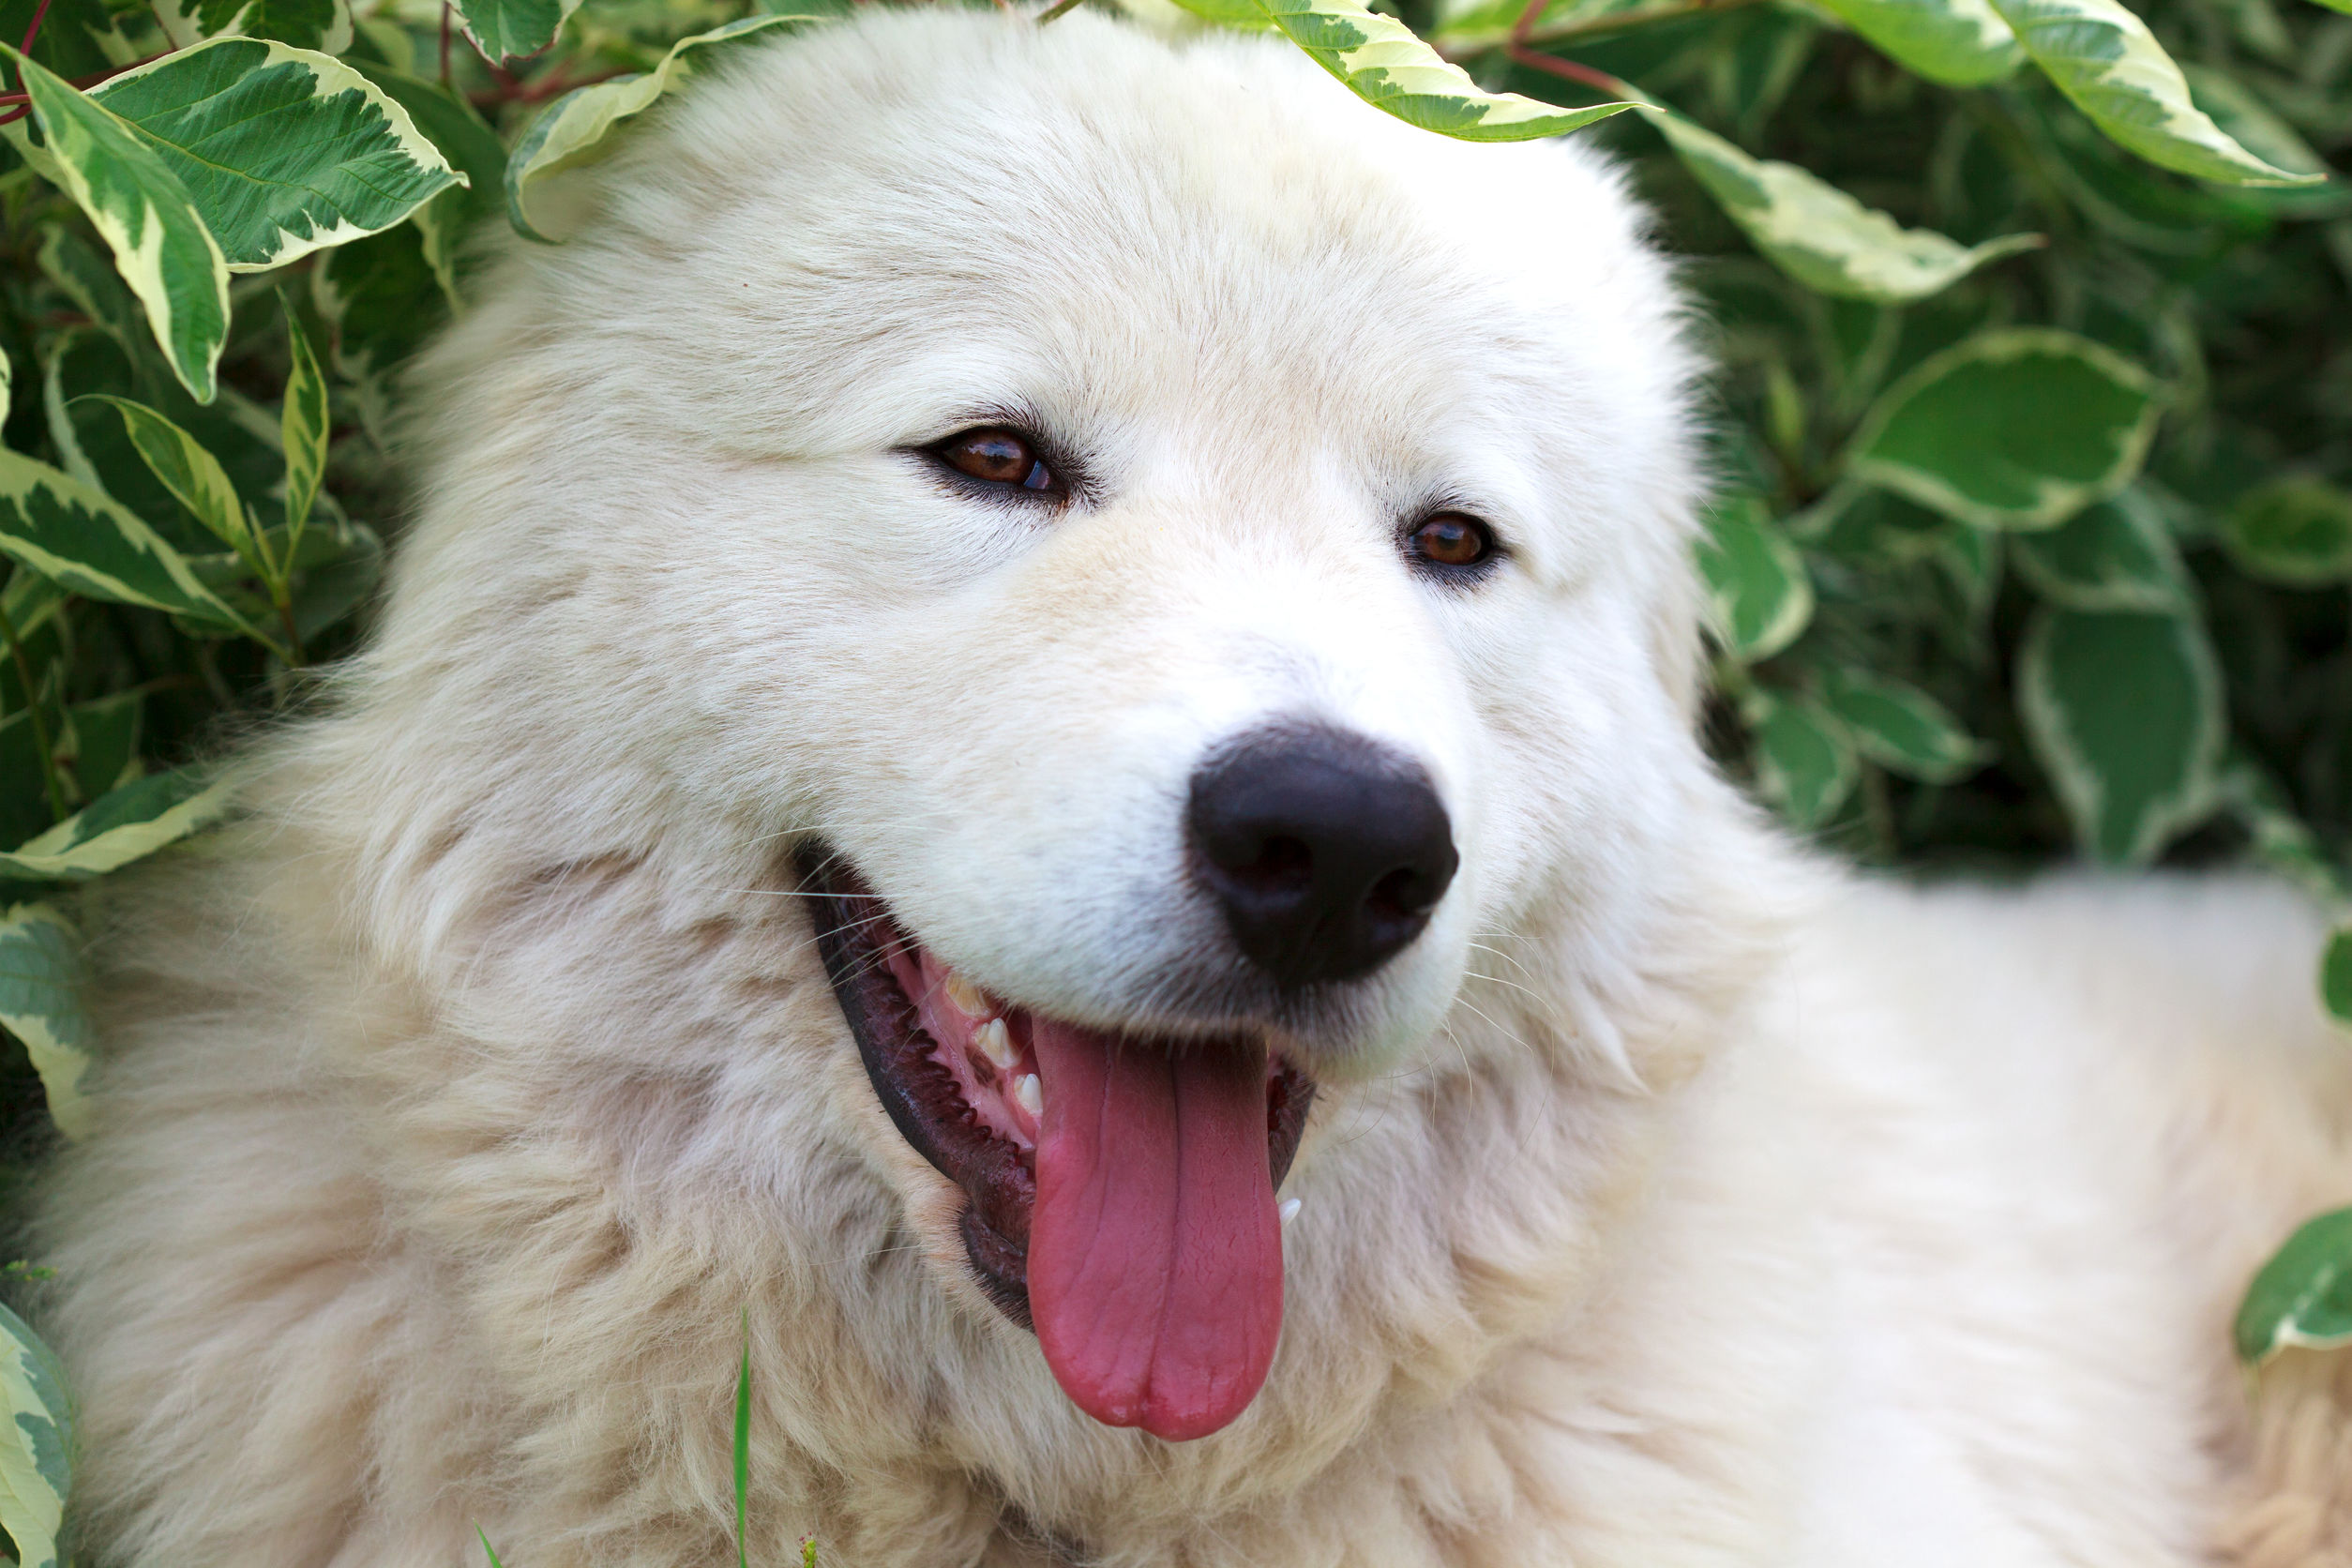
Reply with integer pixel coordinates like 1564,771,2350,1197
1025,1020,1283,1441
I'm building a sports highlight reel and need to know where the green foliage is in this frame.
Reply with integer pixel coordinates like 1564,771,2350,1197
2237,1206,2352,1362
0,0,2320,1515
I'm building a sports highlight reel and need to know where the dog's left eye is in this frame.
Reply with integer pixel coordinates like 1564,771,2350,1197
935,428,1058,492
1410,513,1494,569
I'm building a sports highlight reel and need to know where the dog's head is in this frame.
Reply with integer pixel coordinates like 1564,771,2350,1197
346,7,1768,1457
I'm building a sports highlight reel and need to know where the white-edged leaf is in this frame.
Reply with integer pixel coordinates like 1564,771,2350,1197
1697,495,1813,659
0,767,231,881
0,904,92,1138
1847,328,2162,529
2182,63,2331,182
0,1300,70,1568
1821,668,1988,783
279,295,328,554
2237,1208,2352,1364
2224,476,2352,587
1641,108,2039,303
1812,0,2022,85
0,448,258,635
1255,0,1636,140
89,38,463,273
506,14,832,242
1987,0,2323,186
153,0,351,53
2011,487,2191,610
2016,606,2223,864
453,0,580,66
0,45,230,402
1744,687,1859,829
84,395,254,558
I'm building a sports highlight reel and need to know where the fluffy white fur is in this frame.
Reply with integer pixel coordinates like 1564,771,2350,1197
34,11,2352,1565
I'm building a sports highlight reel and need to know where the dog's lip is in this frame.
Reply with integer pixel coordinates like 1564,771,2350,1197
793,845,1315,1333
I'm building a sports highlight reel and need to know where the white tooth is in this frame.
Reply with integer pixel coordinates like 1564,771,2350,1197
1279,1198,1302,1227
943,972,993,1018
1013,1073,1043,1121
973,1018,1018,1071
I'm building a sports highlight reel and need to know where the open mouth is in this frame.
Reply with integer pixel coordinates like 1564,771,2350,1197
797,847,1315,1441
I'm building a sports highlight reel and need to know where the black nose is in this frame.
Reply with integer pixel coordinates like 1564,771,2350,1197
1186,723,1458,988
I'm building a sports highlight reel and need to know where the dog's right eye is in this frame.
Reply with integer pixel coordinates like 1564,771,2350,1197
935,428,1058,492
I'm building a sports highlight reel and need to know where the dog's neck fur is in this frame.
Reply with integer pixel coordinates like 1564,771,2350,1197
45,719,1802,1565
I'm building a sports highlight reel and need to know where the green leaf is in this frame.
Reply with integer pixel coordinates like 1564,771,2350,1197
1847,329,2162,529
1696,495,1813,660
36,227,142,352
83,395,255,559
453,0,580,66
1641,109,2039,303
2181,64,2331,183
1821,668,1988,783
153,0,353,53
1745,688,1859,829
2325,927,2352,1026
1165,0,1275,25
2217,752,2342,901
1810,0,2021,84
2016,608,2223,864
0,903,93,1138
1985,0,2323,186
2236,1207,2352,1364
310,221,443,440
2010,488,2191,610
0,767,231,882
347,64,509,304
2223,476,2352,587
0,1299,71,1568
1253,0,1636,141
0,45,231,403
506,14,834,242
88,38,464,273
279,296,328,557
0,449,257,635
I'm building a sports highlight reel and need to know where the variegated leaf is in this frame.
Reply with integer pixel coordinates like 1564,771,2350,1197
452,0,580,65
2016,607,2224,864
153,0,352,54
0,45,231,402
1642,110,2039,303
1697,495,1813,660
0,904,93,1138
84,395,256,558
0,767,231,882
507,13,832,241
1987,0,2322,186
280,295,329,554
1847,329,2162,530
1255,0,1636,140
1744,687,1860,830
0,1301,70,1568
0,449,258,635
505,14,834,242
2237,1208,2352,1363
1810,0,2021,84
89,38,463,273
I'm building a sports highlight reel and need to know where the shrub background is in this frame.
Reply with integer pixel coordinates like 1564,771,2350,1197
0,0,2337,1555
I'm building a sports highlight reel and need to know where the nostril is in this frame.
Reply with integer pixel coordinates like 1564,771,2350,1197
1367,865,1439,921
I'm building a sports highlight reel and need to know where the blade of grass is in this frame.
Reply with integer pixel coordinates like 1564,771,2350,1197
476,1526,506,1568
735,1309,751,1568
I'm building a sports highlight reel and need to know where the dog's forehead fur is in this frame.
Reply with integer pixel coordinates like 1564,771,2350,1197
426,11,1700,591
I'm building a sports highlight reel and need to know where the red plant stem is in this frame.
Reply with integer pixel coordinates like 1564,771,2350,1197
18,0,51,56
1506,42,1638,98
438,1,452,87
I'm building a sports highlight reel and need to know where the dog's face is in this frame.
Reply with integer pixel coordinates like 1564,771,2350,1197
379,8,1720,1451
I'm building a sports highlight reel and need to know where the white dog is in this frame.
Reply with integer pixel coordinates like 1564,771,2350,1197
35,10,2352,1565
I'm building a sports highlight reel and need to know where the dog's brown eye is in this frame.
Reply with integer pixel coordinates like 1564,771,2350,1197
939,428,1056,491
1410,513,1492,568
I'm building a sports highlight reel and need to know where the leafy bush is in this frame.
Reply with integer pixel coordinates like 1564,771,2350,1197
0,0,2336,1551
